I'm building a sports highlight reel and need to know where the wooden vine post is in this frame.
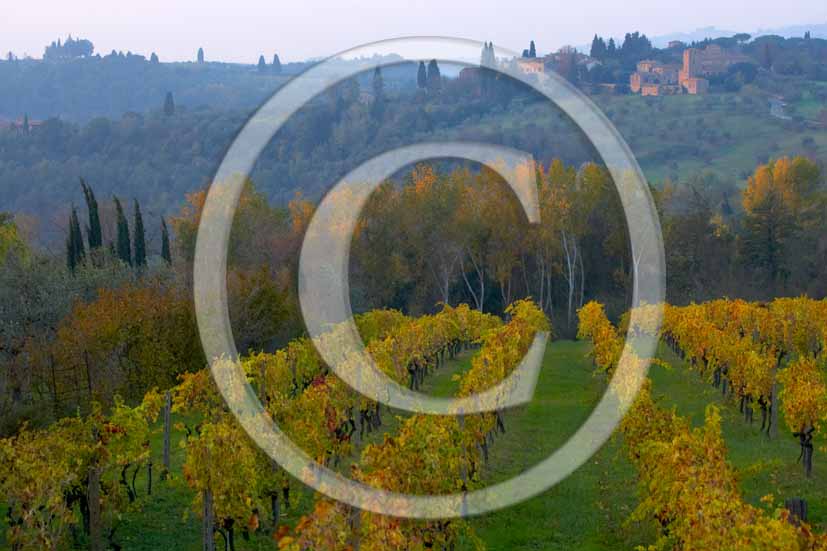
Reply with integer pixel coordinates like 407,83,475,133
162,390,172,479
203,489,216,551
88,465,103,551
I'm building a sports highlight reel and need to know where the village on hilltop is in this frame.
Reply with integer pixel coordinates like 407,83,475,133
467,37,763,97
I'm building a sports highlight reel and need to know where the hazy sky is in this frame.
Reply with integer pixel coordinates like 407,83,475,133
4,0,827,63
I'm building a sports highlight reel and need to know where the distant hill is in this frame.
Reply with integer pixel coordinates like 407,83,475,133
647,27,741,48
3,82,825,247
0,52,418,123
754,22,827,39
647,23,827,48
577,23,827,51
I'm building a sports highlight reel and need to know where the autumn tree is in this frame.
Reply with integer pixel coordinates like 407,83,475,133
51,283,204,406
0,213,27,265
172,180,291,270
740,157,821,294
402,165,463,306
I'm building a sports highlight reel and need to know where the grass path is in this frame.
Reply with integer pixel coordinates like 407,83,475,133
458,340,827,550
457,340,643,550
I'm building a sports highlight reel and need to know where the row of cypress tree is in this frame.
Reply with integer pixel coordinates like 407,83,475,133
67,179,171,273
416,59,442,92
257,53,283,74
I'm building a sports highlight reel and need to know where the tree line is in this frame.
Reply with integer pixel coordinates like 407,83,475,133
65,179,172,273
1,153,825,435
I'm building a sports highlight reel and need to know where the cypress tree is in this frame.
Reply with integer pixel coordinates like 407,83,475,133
114,197,132,266
66,207,85,273
22,114,29,133
590,35,607,59
607,38,616,56
529,40,537,58
257,55,267,73
197,47,205,64
417,61,427,88
426,59,441,92
161,219,172,265
760,43,773,69
133,200,146,268
371,67,385,119
481,42,496,67
150,52,159,64
164,92,175,116
81,178,102,250
372,66,384,98
66,227,77,274
70,207,85,264
272,54,282,74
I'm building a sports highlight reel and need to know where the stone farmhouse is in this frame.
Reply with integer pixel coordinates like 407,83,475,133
631,43,754,96
630,59,682,96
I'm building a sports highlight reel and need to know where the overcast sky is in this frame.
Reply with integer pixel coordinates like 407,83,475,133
4,0,827,63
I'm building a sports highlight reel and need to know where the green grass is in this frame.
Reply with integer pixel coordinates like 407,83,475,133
459,90,827,187
456,339,827,550
788,83,827,120
456,340,644,550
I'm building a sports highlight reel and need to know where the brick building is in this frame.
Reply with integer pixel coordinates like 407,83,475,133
629,59,680,96
631,43,753,96
516,58,545,74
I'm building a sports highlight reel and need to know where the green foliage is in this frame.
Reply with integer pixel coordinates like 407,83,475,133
0,213,27,265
